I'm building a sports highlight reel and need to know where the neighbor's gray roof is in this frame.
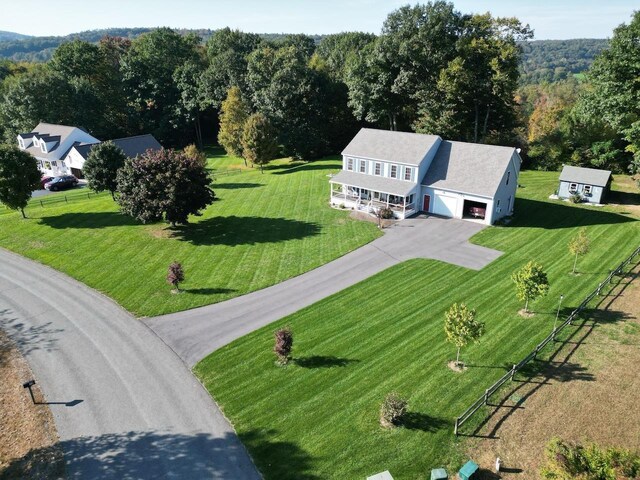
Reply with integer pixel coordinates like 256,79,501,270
342,128,441,166
23,123,86,160
330,170,416,197
421,141,517,198
559,165,611,187
111,134,162,158
72,134,162,160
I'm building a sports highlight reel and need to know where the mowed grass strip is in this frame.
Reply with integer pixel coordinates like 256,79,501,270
194,171,639,480
0,153,380,317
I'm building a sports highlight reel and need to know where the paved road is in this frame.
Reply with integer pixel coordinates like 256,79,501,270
0,249,260,479
145,216,502,367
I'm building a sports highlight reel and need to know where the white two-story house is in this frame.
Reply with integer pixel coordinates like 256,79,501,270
329,128,522,225
17,123,100,177
18,123,162,178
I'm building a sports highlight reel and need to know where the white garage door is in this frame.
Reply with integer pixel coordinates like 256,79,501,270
433,193,458,218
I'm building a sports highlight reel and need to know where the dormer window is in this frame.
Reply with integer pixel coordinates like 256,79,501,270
569,183,578,193
583,185,592,195
359,160,366,173
18,138,25,149
404,167,413,181
33,138,39,148
374,162,382,176
41,142,47,153
390,165,398,179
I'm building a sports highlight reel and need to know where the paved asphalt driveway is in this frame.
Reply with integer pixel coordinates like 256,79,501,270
145,215,502,367
0,249,260,479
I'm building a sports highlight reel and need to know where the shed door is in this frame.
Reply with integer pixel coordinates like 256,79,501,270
433,193,458,218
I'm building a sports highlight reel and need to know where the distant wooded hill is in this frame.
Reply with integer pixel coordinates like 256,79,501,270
0,28,608,84
519,39,609,84
0,31,32,42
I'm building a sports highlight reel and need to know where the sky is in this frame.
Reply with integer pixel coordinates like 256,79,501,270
0,0,636,40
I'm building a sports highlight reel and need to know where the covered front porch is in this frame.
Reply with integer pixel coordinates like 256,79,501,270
329,183,417,219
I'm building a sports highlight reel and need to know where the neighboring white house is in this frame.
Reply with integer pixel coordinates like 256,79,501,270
17,123,100,177
18,123,162,178
329,128,522,225
557,165,611,204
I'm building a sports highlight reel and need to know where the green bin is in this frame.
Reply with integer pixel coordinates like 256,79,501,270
458,460,478,480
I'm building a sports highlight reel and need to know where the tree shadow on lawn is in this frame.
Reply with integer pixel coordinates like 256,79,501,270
608,189,640,206
213,183,264,190
172,216,321,246
183,287,236,295
509,198,637,229
272,162,342,175
1,430,261,480
400,412,449,432
240,428,321,480
39,212,139,229
293,356,360,368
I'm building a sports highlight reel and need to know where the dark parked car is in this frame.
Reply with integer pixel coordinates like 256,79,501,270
44,175,78,191
40,175,54,189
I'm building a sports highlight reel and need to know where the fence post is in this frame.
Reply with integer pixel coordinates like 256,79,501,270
533,345,539,360
454,417,459,436
597,282,603,295
510,364,517,381
484,388,489,405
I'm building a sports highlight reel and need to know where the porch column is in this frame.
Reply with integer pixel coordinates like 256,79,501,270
403,197,406,217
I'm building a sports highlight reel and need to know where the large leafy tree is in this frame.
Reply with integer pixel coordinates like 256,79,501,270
218,86,251,161
247,46,353,160
241,113,280,172
121,28,200,146
415,13,532,143
0,145,41,218
116,148,215,225
83,141,127,199
0,66,78,142
200,28,263,110
577,11,640,173
316,32,376,82
346,2,463,130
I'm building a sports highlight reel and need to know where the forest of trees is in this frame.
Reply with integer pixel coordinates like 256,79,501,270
519,39,609,84
0,2,638,177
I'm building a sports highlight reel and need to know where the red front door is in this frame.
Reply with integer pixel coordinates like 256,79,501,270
423,194,431,212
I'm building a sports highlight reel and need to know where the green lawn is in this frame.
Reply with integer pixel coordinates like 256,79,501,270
0,151,380,316
194,171,640,480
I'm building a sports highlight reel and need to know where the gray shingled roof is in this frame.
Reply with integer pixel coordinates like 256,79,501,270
342,128,441,166
111,134,162,158
72,135,162,160
421,141,517,198
559,165,611,187
22,123,87,160
330,170,416,196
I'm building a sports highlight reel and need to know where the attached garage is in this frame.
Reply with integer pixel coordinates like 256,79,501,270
420,140,521,225
432,193,459,218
